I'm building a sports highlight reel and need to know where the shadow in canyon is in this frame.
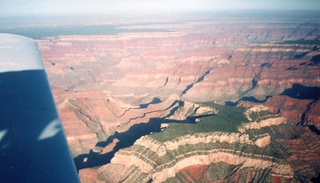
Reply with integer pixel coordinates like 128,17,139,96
225,83,320,135
181,68,212,96
74,101,182,170
281,83,320,100
225,63,273,107
241,96,272,103
282,84,320,133
74,117,164,170
311,173,320,183
74,117,195,171
225,96,272,106
74,83,320,171
309,125,320,135
224,101,238,106
74,102,217,171
139,97,161,108
310,54,320,65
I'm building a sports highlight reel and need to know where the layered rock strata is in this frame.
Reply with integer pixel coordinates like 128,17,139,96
97,133,294,182
31,14,320,182
96,113,320,182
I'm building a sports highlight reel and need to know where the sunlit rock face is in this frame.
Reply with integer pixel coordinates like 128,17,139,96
36,13,320,182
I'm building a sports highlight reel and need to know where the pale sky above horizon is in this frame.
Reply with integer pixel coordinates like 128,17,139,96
0,0,319,16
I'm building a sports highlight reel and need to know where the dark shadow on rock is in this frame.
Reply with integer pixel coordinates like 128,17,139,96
310,173,320,183
187,113,217,122
139,97,162,108
310,54,320,65
226,96,271,106
240,96,271,103
282,84,320,135
309,125,320,135
74,101,199,171
281,84,320,100
225,101,238,106
292,51,309,59
286,66,298,70
181,69,212,96
74,118,163,170
74,115,198,170
260,63,272,67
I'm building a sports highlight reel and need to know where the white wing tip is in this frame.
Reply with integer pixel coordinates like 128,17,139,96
0,33,44,73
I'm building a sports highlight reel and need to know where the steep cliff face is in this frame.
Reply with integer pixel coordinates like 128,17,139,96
58,96,124,156
59,94,182,158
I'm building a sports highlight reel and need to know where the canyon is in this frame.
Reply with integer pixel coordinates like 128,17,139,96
22,12,320,182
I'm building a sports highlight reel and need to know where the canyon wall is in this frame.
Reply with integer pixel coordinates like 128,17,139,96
35,14,320,182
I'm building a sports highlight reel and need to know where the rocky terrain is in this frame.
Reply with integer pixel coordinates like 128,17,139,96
34,13,320,182
93,102,320,182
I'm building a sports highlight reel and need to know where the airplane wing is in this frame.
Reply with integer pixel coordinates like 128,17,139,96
0,34,80,183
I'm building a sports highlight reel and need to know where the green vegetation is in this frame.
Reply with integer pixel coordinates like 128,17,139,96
143,101,288,161
142,102,288,162
248,110,275,122
247,123,300,140
151,102,249,142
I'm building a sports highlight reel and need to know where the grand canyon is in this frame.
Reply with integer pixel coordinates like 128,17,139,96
2,11,320,182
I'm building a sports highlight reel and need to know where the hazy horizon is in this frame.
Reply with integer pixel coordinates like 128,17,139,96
1,0,320,16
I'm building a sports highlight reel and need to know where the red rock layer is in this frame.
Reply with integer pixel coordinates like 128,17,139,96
276,126,320,180
33,15,320,181
240,95,320,126
38,17,320,112
306,100,320,127
178,164,208,182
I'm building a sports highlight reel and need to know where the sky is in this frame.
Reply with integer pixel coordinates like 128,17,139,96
0,0,320,16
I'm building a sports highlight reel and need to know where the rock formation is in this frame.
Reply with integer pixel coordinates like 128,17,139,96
32,13,320,182
94,102,320,182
